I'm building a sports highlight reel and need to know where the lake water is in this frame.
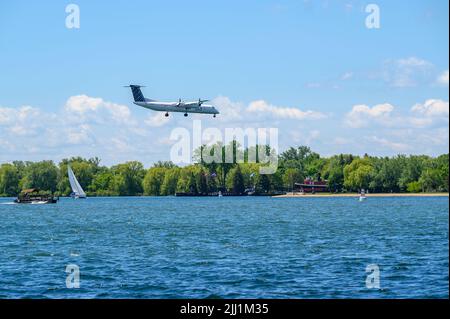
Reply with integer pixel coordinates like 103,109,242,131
0,196,448,299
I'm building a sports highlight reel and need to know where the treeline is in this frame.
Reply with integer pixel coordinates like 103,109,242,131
0,144,448,197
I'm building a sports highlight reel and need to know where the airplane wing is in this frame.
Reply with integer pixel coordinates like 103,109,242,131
183,99,210,108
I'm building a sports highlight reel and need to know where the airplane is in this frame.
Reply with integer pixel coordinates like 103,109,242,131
126,85,219,118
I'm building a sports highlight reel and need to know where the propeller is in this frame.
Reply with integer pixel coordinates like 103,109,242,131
198,98,209,105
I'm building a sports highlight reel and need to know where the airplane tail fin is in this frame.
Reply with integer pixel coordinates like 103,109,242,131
126,85,146,102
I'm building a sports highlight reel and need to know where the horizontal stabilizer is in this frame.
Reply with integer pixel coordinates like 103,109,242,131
125,85,146,102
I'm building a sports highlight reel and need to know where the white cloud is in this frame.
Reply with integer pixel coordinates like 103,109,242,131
0,137,14,151
341,98,449,155
145,112,171,127
65,95,132,124
0,95,153,164
345,103,394,128
346,99,449,130
212,96,244,121
411,99,449,117
1,94,448,164
0,105,40,126
67,124,93,145
0,107,13,125
156,136,175,146
383,57,433,87
385,127,449,153
397,57,431,68
0,105,45,136
9,125,33,136
290,129,320,145
437,70,449,86
247,100,326,120
416,127,450,147
110,137,132,153
65,95,103,113
409,117,433,128
341,72,353,80
333,137,350,145
368,136,410,152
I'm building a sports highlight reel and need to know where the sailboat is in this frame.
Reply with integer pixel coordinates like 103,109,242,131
68,165,87,199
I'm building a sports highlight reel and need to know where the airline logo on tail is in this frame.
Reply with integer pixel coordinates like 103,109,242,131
126,85,146,102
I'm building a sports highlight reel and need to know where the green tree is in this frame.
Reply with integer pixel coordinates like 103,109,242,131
12,161,28,181
279,146,319,175
398,155,426,191
270,169,284,191
89,170,115,196
143,167,167,196
0,164,20,196
371,156,403,192
196,168,209,194
282,168,302,191
256,173,271,193
2,149,448,197
417,155,449,192
435,154,449,192
206,171,218,193
343,158,374,191
188,172,198,194
176,169,190,193
110,174,127,195
305,157,326,180
160,168,180,195
110,161,145,196
406,181,422,193
419,168,442,192
195,141,241,189
239,163,259,190
321,154,354,192
227,165,245,194
153,161,176,169
21,161,58,192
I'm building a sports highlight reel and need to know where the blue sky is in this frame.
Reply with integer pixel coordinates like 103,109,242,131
0,0,448,166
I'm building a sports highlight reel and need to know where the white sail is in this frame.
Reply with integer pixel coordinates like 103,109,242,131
68,166,86,198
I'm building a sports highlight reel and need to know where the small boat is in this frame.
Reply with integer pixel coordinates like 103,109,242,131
359,189,367,201
14,189,58,204
245,187,256,196
68,165,87,199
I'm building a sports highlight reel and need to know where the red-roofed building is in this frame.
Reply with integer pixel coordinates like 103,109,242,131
294,178,329,193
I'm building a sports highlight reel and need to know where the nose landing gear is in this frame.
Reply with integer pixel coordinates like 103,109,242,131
165,112,169,117
213,114,216,118
184,113,188,117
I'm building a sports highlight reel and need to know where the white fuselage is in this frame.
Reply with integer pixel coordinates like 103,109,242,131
135,101,219,115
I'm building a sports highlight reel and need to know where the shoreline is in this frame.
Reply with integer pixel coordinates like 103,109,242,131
1,193,449,199
273,193,449,198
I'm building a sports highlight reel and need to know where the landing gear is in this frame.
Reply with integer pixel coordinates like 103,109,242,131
184,113,188,117
165,112,169,117
213,114,216,118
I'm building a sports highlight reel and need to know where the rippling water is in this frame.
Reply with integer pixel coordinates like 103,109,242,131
0,196,448,299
